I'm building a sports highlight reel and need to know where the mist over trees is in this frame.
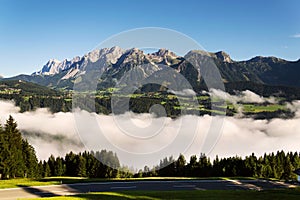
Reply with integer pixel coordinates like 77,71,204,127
0,116,299,180
0,116,123,179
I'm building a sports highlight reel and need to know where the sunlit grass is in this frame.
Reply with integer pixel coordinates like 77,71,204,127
0,176,276,189
242,104,286,113
0,178,59,189
21,189,300,200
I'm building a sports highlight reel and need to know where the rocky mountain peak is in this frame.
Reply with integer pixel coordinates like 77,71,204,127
215,51,232,63
48,58,60,64
248,56,287,65
8,47,300,90
147,49,179,65
34,59,61,76
153,48,178,58
115,48,147,65
84,46,124,63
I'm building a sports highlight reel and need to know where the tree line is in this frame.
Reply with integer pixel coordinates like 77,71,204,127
150,152,300,180
0,116,299,180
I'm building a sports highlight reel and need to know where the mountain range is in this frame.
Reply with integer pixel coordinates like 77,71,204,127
4,46,300,92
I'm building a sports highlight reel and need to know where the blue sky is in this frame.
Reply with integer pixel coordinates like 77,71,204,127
0,0,300,77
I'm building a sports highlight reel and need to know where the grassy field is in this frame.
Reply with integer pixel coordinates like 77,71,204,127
2,177,298,199
242,104,286,113
21,189,300,200
0,177,258,189
0,178,60,189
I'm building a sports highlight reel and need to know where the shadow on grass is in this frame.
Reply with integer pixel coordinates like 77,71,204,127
38,177,256,185
17,184,60,198
35,190,300,200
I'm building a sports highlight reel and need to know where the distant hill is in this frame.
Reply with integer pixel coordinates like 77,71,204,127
0,80,61,96
0,80,70,113
225,81,300,100
1,76,299,119
215,55,300,87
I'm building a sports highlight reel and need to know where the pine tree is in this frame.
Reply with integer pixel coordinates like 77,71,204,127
275,151,285,179
76,154,86,177
83,151,98,178
187,155,197,177
47,155,56,176
245,153,257,177
198,154,212,177
65,152,77,177
175,154,186,176
282,156,293,180
22,139,38,178
0,123,8,179
54,157,65,176
43,161,51,177
143,165,150,177
37,161,44,178
212,155,222,177
4,116,25,178
0,116,41,179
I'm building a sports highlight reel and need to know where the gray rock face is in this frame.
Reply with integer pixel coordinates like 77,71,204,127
6,47,300,90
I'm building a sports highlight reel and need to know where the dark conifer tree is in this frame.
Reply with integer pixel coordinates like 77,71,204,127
4,116,25,178
65,151,77,177
22,139,38,178
0,123,9,179
175,154,186,176
43,161,51,177
54,157,65,176
186,155,197,177
75,154,87,177
0,116,41,179
47,155,56,176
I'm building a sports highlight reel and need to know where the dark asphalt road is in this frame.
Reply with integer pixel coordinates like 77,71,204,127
0,179,297,200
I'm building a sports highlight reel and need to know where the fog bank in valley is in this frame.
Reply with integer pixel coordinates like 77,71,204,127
0,95,300,169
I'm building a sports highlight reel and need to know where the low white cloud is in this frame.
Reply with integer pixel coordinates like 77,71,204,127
168,89,196,96
0,101,84,160
286,100,300,117
292,34,300,38
210,89,277,104
0,99,300,170
210,116,300,159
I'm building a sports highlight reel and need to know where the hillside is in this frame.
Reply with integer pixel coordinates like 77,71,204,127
0,80,61,96
0,80,70,113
